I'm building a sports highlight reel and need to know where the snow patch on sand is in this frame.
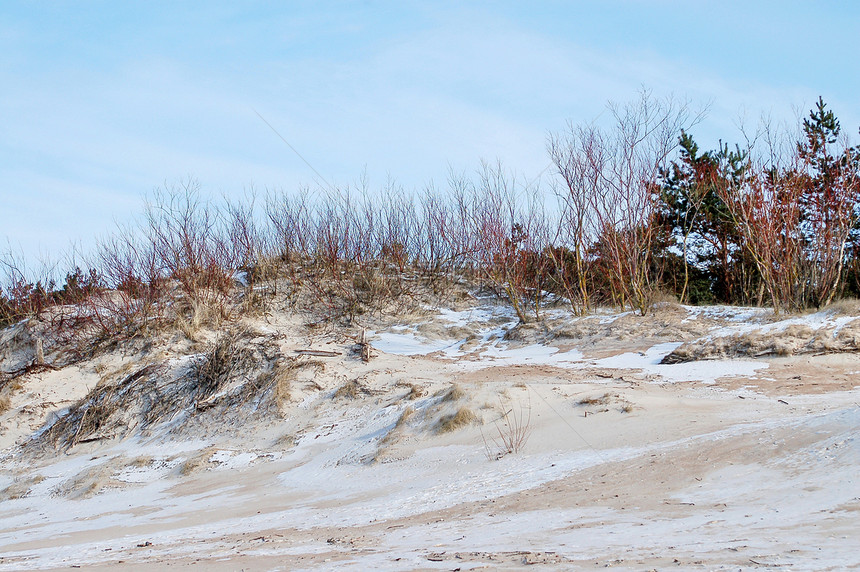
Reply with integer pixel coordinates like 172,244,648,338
595,342,768,383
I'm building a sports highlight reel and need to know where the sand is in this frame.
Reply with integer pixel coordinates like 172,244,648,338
0,299,858,570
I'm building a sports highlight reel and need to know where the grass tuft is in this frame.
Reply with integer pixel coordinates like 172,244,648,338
577,392,613,406
395,405,415,428
195,331,252,400
334,379,370,400
271,365,294,409
438,383,465,402
177,448,216,476
437,406,477,433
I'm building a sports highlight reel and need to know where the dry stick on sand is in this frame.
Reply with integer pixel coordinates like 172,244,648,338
34,338,45,365
358,329,373,362
294,349,341,357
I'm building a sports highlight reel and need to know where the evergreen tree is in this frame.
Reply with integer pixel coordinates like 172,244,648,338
657,132,753,304
793,97,860,307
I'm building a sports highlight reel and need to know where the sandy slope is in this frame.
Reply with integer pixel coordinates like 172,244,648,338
0,300,858,570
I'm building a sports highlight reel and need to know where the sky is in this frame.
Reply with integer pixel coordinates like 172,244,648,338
2,1,859,268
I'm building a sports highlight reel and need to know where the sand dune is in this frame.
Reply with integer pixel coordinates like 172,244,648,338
1,299,858,570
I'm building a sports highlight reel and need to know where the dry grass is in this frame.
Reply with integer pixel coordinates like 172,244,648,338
175,296,232,341
97,360,135,387
378,406,415,450
263,357,326,409
0,390,12,415
396,381,425,400
55,463,117,499
576,392,633,414
334,379,371,400
661,320,860,363
274,369,292,409
395,405,415,428
273,433,296,449
0,475,44,500
30,363,166,451
405,384,424,400
195,331,253,400
374,406,416,463
577,392,613,406
437,406,477,433
825,297,860,316
263,360,309,411
437,383,465,402
72,397,116,443
177,447,217,476
649,290,680,306
481,394,532,460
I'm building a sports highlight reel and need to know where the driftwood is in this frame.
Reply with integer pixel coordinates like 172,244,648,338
35,338,45,365
294,349,341,357
358,329,373,362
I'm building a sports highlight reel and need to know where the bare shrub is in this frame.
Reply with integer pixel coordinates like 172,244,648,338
481,394,531,460
550,91,695,314
88,182,239,340
8,94,860,340
715,129,807,313
549,130,601,314
145,183,233,298
0,246,63,328
460,162,557,323
717,101,860,312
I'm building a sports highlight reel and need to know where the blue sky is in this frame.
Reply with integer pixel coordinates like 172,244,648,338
2,1,859,266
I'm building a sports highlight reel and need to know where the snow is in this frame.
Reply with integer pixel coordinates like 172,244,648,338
372,304,766,383
683,304,771,323
707,309,858,338
370,323,587,370
462,343,584,368
369,331,461,356
209,449,263,470
115,459,181,484
594,342,769,384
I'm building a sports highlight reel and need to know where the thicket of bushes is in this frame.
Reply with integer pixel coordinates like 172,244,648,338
2,93,859,334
